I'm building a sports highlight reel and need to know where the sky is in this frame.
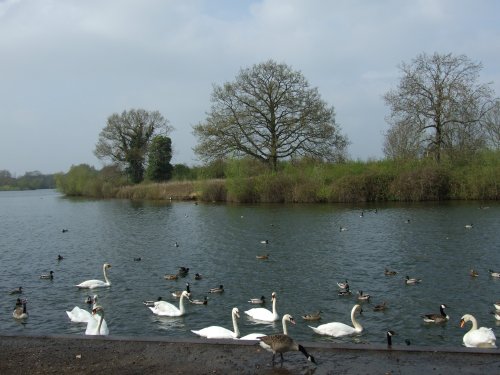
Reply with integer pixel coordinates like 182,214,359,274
1,0,499,176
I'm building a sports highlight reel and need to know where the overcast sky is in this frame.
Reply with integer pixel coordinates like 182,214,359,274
1,0,499,176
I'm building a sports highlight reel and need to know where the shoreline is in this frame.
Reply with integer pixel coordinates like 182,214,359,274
1,334,498,374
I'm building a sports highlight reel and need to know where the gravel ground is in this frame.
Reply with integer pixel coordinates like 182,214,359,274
0,334,499,374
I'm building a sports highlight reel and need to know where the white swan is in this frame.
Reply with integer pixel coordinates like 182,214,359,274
149,291,189,316
76,263,112,289
191,307,240,339
309,304,363,337
244,292,279,322
66,295,100,323
85,306,109,336
240,313,295,340
460,314,496,348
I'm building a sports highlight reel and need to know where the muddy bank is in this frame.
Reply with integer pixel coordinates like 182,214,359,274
0,334,498,374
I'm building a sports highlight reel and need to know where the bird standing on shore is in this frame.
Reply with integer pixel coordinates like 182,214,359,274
259,334,316,366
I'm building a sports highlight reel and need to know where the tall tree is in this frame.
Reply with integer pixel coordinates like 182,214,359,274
193,60,348,171
384,52,495,161
94,109,172,183
146,135,173,181
482,100,500,150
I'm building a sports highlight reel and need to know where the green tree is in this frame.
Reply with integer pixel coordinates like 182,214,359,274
94,109,172,183
384,52,495,162
146,135,173,181
193,60,348,171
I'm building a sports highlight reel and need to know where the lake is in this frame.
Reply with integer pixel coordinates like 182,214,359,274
0,189,499,348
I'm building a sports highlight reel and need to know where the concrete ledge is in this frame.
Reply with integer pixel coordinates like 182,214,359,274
1,334,498,374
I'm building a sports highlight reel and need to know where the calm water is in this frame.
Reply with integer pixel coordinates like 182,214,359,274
1,189,499,348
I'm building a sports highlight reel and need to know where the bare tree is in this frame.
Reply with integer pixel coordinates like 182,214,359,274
482,100,500,150
94,109,172,183
193,60,348,171
384,52,495,161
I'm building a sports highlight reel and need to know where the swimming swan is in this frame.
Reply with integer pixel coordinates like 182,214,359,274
244,292,279,322
240,313,295,340
309,304,363,337
85,306,109,335
76,263,112,289
191,307,240,339
460,314,496,348
149,290,189,316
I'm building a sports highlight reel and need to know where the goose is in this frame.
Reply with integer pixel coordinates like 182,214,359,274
460,314,496,348
256,254,269,260
244,292,279,322
248,296,266,304
12,299,28,319
386,330,396,347
40,271,54,279
190,296,208,305
174,241,179,247
337,280,349,290
470,269,479,277
384,268,397,276
489,270,500,278
309,304,363,337
76,263,112,289
259,331,316,366
85,306,109,336
149,290,189,316
209,285,224,293
85,296,93,305
491,310,500,321
172,283,191,298
405,275,421,285
494,301,500,311
191,307,240,339
240,314,295,341
422,304,449,323
9,287,23,295
302,311,321,321
357,290,371,302
143,297,162,307
373,301,387,312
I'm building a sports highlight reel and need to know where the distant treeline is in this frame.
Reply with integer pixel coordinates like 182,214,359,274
55,150,500,203
0,170,56,191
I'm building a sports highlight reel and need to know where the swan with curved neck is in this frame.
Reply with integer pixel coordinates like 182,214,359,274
460,314,496,348
191,307,240,339
149,291,189,316
85,306,109,335
309,304,363,337
240,313,295,340
76,263,112,289
244,292,279,322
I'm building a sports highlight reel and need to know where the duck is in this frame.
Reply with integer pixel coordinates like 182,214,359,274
339,226,348,232
191,307,240,339
133,257,142,261
194,273,202,280
172,283,191,298
256,254,269,260
190,296,208,305
357,290,371,302
174,241,179,247
386,330,396,347
464,224,473,229
488,270,500,278
309,304,363,337
40,271,54,279
260,240,269,244
209,284,224,293
422,304,449,323
384,268,397,276
143,297,163,307
469,269,479,277
75,263,112,289
460,314,496,348
337,280,349,290
9,287,23,295
12,299,28,319
302,311,321,321
164,274,178,280
248,296,266,304
177,267,189,276
149,290,189,317
244,292,279,322
494,301,500,311
85,295,93,305
405,275,422,285
57,254,64,261
62,228,69,233
373,301,388,312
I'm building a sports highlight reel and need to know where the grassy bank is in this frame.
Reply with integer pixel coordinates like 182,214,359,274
56,151,500,203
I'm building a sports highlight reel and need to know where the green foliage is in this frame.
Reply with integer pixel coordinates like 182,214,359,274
146,136,173,182
0,170,56,190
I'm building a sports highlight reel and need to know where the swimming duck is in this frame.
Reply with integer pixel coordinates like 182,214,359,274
57,254,64,261
9,287,23,295
164,274,178,280
337,280,349,290
339,226,348,232
464,224,473,229
248,296,266,304
357,290,371,302
256,254,269,260
422,304,449,323
302,311,321,321
190,296,208,305
489,270,500,278
133,257,142,261
194,273,202,280
405,276,422,285
260,240,269,244
373,301,387,312
40,271,54,279
178,267,189,276
143,297,163,307
209,284,224,293
172,283,191,298
469,269,479,277
384,268,397,276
